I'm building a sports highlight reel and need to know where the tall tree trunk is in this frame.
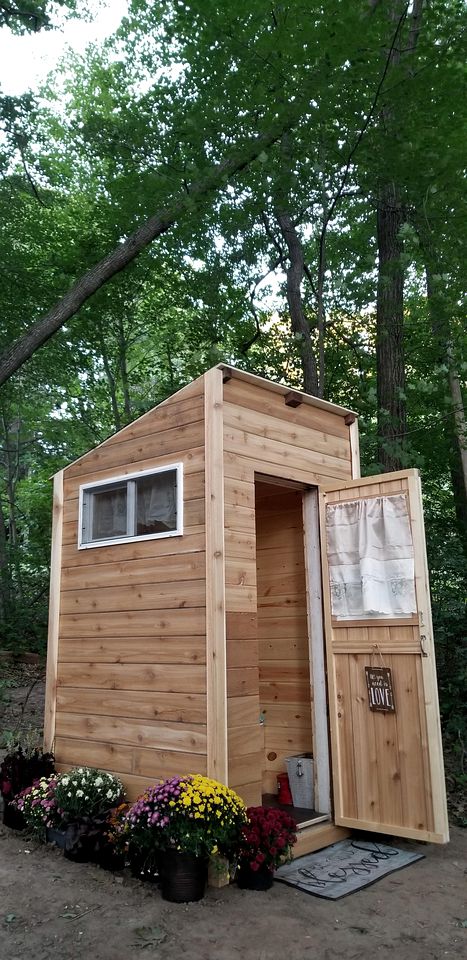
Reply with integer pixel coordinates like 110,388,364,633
375,0,424,470
276,210,319,395
96,322,122,432
376,181,406,469
425,261,467,556
117,316,132,422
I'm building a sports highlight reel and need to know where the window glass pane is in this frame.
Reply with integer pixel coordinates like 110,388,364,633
136,470,177,535
91,485,127,541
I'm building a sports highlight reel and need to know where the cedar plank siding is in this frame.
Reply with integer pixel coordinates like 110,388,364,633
55,376,207,801
223,376,352,804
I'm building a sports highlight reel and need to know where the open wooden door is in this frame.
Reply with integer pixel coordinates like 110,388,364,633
320,469,449,843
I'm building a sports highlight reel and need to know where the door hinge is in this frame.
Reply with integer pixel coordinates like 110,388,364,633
419,635,429,657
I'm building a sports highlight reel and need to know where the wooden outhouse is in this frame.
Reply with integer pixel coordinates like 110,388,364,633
44,365,449,856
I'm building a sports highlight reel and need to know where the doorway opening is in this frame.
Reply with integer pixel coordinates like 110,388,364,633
255,477,331,830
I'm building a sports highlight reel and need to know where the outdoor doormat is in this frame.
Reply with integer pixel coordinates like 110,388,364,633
275,838,424,900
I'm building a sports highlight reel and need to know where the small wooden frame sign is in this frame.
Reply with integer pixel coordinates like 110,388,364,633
365,666,396,713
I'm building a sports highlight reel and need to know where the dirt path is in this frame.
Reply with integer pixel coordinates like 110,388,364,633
0,824,466,960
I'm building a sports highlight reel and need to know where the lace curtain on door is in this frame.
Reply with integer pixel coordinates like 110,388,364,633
325,494,417,619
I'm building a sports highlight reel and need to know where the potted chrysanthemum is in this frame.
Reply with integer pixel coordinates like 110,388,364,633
0,736,55,830
126,775,247,902
236,806,297,890
51,767,125,861
13,775,63,840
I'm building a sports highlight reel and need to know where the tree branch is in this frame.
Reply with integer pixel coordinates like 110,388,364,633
0,114,300,386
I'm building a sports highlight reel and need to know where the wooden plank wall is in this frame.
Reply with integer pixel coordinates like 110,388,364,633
323,475,438,838
53,376,208,802
223,377,352,806
256,485,313,795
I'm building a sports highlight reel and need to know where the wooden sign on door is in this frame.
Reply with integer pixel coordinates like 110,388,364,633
364,666,396,713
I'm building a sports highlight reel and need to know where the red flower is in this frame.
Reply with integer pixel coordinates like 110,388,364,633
238,806,297,872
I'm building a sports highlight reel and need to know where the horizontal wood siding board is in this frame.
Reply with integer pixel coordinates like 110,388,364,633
60,579,206,615
56,688,207,723
259,680,312,702
55,712,207,754
225,612,257,640
223,402,350,461
61,530,206,568
227,695,260,728
224,427,351,480
58,637,206,664
226,639,259,669
57,662,207,692
55,739,208,786
228,725,263,757
55,737,133,774
102,393,205,448
61,501,204,547
257,572,305,598
261,702,313,727
264,726,312,751
65,403,204,480
227,667,259,697
259,637,310,660
224,560,256,588
223,528,256,560
228,752,263,788
231,782,262,807
257,616,308,638
63,447,205,501
225,585,256,612
224,477,256,510
222,377,350,439
132,746,207,780
59,608,206,638
61,552,206,592
259,661,310,682
224,451,346,488
59,375,206,480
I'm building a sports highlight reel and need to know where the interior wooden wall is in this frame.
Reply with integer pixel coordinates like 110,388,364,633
256,485,313,796
54,376,208,801
223,376,352,805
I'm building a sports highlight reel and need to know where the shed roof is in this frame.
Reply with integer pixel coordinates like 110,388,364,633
217,364,356,417
53,363,357,477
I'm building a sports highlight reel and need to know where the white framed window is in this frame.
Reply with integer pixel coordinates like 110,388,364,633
78,463,183,549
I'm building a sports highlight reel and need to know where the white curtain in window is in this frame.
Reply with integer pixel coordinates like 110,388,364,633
325,494,417,619
92,487,127,540
137,471,176,533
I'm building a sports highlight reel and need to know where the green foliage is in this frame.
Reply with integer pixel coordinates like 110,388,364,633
0,0,465,779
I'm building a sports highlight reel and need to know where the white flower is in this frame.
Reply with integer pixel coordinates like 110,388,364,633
76,790,84,797
72,781,77,787
67,792,72,797
61,777,69,786
106,790,114,799
94,777,103,787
